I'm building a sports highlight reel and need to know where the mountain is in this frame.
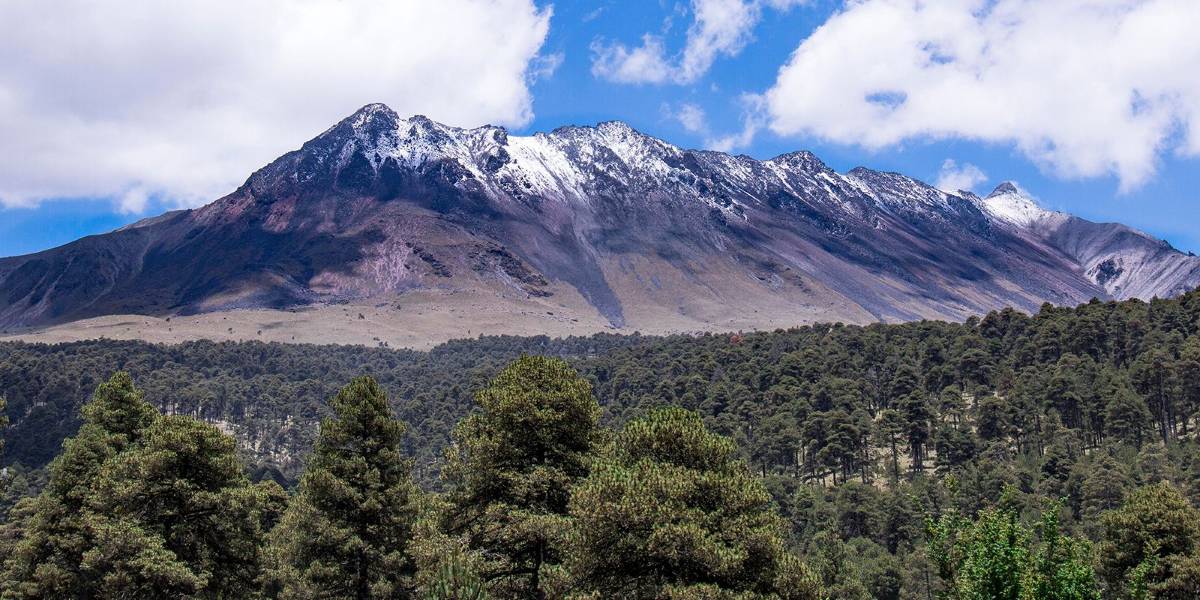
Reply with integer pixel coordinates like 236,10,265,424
1,104,1197,341
973,182,1200,299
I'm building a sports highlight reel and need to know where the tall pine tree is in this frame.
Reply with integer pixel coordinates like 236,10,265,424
84,416,285,597
0,395,7,465
1099,482,1200,596
1,372,157,599
266,376,420,599
441,356,601,599
2,372,280,599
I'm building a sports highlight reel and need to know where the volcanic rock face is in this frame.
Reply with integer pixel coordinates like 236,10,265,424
2,103,1198,331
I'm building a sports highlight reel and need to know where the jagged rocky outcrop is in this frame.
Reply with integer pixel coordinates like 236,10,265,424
1,103,1197,331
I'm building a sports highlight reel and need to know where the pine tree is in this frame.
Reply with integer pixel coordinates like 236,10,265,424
899,391,932,473
266,376,419,599
567,407,821,599
1104,386,1154,448
442,356,601,599
874,408,906,484
83,415,285,597
0,395,12,563
977,394,1012,441
2,373,280,599
1099,482,1200,595
1078,454,1130,530
0,497,35,584
1177,336,1200,437
422,553,488,600
0,396,7,501
1131,349,1178,444
1,372,158,599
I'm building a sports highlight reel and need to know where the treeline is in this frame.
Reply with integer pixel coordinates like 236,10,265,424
0,362,824,599
2,361,1194,598
0,333,650,482
6,294,1200,491
3,290,1200,596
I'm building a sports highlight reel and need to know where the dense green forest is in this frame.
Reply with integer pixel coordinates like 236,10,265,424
4,291,1200,597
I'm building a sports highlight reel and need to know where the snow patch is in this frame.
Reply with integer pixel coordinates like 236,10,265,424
978,182,1056,228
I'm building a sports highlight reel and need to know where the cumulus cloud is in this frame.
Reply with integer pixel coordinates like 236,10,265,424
936,160,988,194
592,0,807,85
0,0,553,210
764,0,1200,191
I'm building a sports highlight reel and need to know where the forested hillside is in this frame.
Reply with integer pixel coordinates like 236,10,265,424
0,333,651,482
6,293,1200,486
3,292,1200,597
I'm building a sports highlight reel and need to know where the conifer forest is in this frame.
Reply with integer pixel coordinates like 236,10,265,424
5,292,1200,598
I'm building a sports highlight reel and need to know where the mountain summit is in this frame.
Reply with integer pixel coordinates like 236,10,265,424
979,182,1057,227
2,104,1198,339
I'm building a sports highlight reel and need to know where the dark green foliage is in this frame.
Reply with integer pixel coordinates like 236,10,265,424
0,373,280,599
1076,454,1131,532
1,372,158,598
441,356,602,599
7,292,1200,491
1105,384,1155,449
0,395,6,508
0,396,7,465
0,335,647,482
82,416,284,598
422,554,487,600
1098,483,1200,597
266,376,419,599
4,291,1200,597
568,407,820,599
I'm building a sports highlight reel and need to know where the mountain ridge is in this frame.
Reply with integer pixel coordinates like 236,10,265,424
2,103,1197,339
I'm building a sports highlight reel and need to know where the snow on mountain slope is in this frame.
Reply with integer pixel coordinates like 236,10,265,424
1040,216,1200,300
1,104,1197,334
977,182,1065,228
970,181,1200,299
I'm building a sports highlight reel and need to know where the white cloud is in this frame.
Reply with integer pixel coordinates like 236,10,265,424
591,34,673,84
706,94,768,153
0,0,553,210
117,187,152,215
529,52,565,83
677,0,766,83
672,103,710,133
592,0,807,85
764,0,1200,191
936,159,988,194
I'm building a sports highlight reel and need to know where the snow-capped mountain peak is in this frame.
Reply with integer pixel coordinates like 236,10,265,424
989,181,1020,196
979,181,1056,228
5,103,1200,333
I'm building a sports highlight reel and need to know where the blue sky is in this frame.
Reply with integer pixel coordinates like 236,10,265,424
3,0,1198,257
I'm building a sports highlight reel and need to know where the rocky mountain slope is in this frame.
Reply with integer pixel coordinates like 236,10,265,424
972,183,1200,300
1,104,1197,337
